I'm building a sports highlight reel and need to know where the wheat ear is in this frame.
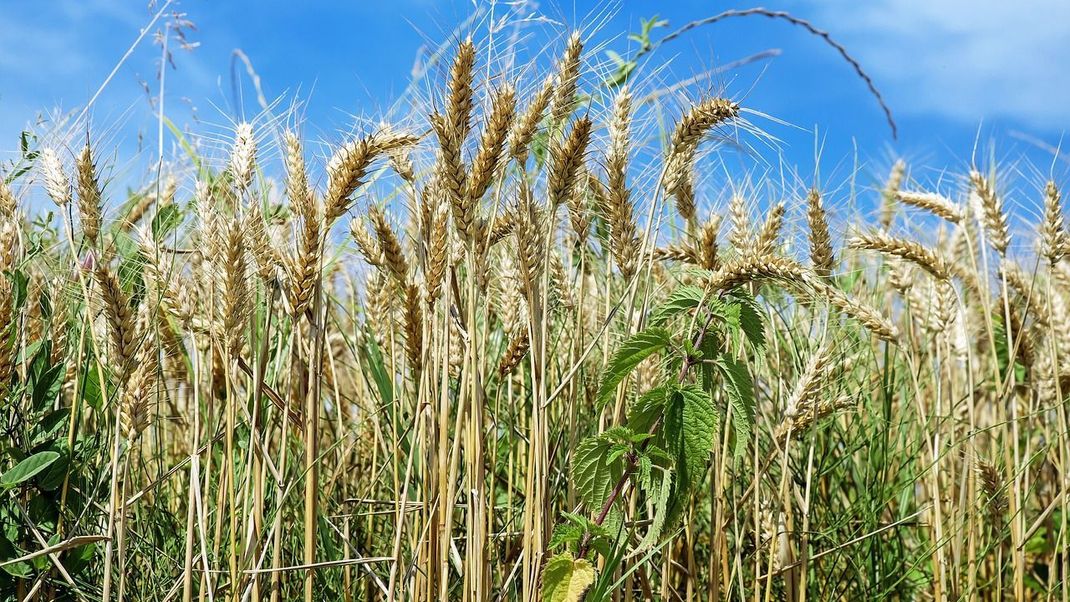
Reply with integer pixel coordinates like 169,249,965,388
76,143,103,246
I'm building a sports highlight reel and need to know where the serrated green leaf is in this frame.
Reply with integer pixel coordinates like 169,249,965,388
650,285,706,326
716,355,755,458
627,385,670,434
549,523,585,551
572,434,626,517
542,552,596,602
1,451,60,488
633,463,673,555
668,385,718,485
597,327,672,406
730,291,766,351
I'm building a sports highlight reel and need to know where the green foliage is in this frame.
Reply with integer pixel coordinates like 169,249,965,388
650,285,706,326
714,354,755,459
602,15,669,87
151,202,183,241
570,282,763,565
542,552,596,602
596,327,672,407
0,452,60,489
572,428,631,523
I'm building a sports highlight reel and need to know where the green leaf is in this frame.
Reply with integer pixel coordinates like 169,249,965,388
151,203,183,241
729,291,766,351
650,285,706,326
633,462,673,554
597,327,672,406
572,434,626,518
626,386,669,433
361,328,393,406
542,552,596,602
664,385,718,487
1,451,60,488
716,355,755,459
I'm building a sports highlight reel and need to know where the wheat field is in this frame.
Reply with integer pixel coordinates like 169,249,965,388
0,7,1067,602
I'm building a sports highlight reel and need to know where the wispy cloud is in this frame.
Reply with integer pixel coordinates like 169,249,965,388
807,0,1070,128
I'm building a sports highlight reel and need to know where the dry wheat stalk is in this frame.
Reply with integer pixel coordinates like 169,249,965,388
289,204,322,316
351,217,383,267
708,255,898,341
425,203,449,307
775,395,851,443
514,186,543,293
728,193,750,251
498,330,530,377
324,131,416,226
976,458,1007,524
285,131,312,214
654,242,699,263
368,205,409,284
245,207,283,283
221,215,251,357
121,338,159,440
403,282,423,372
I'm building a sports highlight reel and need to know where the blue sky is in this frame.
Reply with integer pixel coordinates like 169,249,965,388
0,0,1067,213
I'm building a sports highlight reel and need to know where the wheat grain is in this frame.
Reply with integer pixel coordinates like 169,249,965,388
230,122,257,191
549,32,583,128
896,190,962,223
849,231,951,280
41,148,71,206
807,189,835,277
969,169,1010,255
76,144,103,246
548,117,592,208
603,88,640,280
509,76,554,165
1040,181,1066,264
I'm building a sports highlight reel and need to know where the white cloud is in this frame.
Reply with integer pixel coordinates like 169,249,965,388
806,0,1070,127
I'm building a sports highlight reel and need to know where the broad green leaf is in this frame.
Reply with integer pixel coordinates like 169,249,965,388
626,385,669,434
716,355,755,459
572,434,626,517
1,451,60,488
730,291,766,351
650,285,706,326
664,385,718,488
597,327,672,406
542,552,596,602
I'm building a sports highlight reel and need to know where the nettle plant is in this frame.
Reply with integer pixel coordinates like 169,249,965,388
544,281,763,600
